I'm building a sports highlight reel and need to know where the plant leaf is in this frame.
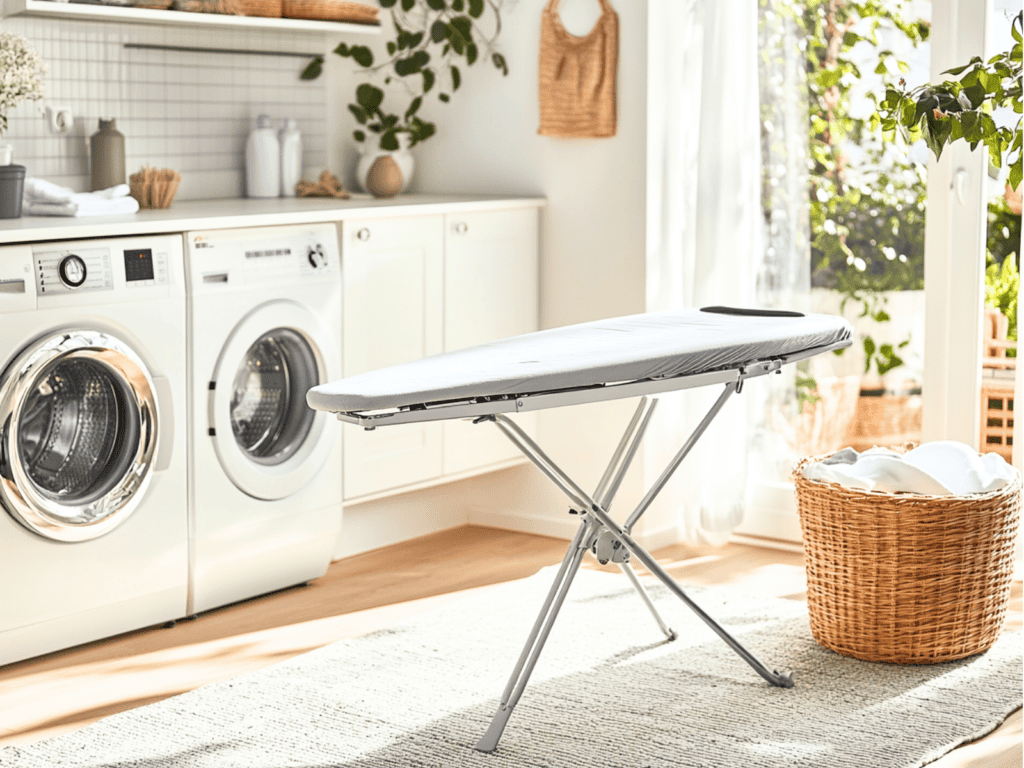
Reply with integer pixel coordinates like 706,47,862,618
468,0,483,17
431,20,447,43
356,83,384,112
348,104,369,123
405,96,422,120
422,69,436,92
300,55,323,80
451,65,461,91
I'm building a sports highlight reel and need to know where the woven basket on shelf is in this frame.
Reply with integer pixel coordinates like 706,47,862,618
793,454,1021,664
281,0,379,22
233,0,282,17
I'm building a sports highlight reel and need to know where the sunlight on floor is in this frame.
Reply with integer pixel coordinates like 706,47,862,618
0,582,503,746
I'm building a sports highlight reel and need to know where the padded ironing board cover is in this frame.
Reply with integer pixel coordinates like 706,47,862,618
307,309,852,414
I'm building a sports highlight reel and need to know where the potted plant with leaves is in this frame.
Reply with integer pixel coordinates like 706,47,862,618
303,0,508,194
0,32,45,218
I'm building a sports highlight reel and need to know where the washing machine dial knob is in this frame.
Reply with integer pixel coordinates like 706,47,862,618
307,244,327,269
58,254,87,288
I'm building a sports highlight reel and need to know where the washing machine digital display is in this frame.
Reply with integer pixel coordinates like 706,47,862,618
123,248,154,282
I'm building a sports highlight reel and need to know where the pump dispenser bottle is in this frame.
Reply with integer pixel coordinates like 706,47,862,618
245,115,280,198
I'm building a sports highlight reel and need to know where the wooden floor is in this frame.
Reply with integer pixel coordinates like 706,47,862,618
0,525,1020,766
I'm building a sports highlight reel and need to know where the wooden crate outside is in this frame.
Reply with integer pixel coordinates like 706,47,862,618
981,380,1014,461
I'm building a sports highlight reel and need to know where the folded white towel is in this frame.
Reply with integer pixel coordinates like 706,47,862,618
23,179,138,217
24,177,73,204
802,441,1018,495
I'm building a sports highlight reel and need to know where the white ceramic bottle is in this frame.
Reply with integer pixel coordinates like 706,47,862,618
245,115,280,198
279,118,302,197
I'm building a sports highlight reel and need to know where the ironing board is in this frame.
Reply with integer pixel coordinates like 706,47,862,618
307,307,853,752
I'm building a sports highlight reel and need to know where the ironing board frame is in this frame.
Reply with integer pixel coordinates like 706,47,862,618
330,340,848,429
329,340,849,752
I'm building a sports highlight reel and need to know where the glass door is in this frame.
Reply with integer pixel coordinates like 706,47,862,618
739,0,933,542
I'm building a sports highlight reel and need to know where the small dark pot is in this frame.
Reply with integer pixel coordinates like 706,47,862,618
0,165,26,219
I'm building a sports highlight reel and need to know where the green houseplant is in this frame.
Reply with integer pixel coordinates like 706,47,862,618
303,0,508,152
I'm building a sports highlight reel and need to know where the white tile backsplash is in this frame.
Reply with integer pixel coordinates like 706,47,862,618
3,17,327,200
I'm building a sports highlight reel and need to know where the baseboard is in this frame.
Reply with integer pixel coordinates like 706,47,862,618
468,509,578,541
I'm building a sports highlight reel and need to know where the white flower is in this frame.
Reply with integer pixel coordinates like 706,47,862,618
0,33,46,137
882,246,897,260
823,219,837,235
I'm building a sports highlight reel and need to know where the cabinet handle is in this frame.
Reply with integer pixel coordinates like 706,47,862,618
0,279,25,294
454,221,468,235
357,228,371,241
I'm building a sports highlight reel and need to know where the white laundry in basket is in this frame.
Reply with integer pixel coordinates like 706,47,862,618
802,441,1018,495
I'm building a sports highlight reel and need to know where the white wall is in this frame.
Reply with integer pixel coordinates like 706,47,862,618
339,0,658,544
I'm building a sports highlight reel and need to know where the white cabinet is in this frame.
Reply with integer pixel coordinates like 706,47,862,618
341,215,445,500
341,206,540,500
442,209,539,475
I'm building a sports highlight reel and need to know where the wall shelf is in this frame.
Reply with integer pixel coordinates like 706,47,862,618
5,0,382,35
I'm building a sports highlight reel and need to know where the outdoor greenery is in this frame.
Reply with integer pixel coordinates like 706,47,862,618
986,254,1019,356
877,11,1023,189
301,0,508,150
765,0,930,387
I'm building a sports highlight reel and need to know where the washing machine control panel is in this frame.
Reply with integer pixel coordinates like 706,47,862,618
58,254,87,288
307,243,328,270
34,245,169,295
123,247,169,288
187,224,340,288
35,248,113,294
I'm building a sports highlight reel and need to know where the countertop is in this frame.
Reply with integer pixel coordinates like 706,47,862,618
0,193,547,245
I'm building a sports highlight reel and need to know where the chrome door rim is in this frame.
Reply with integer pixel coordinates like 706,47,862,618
0,331,159,542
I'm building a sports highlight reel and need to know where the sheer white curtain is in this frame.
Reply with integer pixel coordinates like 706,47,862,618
646,0,804,543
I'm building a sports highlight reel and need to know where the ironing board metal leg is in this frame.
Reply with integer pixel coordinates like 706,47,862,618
475,517,595,753
593,397,650,506
476,393,792,751
491,416,593,510
588,504,794,689
618,561,676,640
599,399,658,513
624,382,736,533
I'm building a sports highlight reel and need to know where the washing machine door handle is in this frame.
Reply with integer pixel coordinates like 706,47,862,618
152,376,174,473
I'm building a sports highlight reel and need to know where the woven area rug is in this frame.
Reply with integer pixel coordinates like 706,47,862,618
3,567,1020,768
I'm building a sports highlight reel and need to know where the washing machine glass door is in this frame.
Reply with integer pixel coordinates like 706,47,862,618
210,302,331,500
0,331,159,542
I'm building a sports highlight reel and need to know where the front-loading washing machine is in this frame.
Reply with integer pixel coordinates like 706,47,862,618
0,235,188,666
184,223,342,614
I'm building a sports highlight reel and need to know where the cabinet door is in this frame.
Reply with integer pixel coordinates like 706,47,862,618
443,208,540,475
342,215,444,499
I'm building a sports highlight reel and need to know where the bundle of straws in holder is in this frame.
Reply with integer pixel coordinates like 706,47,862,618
129,166,181,209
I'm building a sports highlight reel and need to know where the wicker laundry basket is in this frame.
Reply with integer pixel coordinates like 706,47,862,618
793,454,1021,664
